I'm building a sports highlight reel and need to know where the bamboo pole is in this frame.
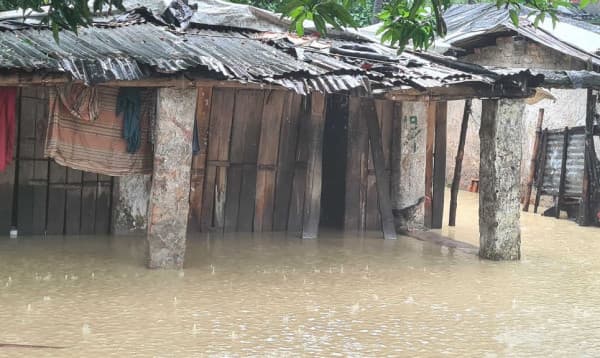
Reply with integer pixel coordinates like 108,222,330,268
522,108,545,212
448,99,471,226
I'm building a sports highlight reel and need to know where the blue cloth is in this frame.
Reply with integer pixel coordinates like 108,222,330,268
116,88,142,153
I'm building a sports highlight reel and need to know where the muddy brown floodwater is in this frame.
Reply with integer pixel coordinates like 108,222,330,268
1,190,600,357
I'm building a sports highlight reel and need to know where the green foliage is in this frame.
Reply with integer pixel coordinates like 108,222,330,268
0,0,124,41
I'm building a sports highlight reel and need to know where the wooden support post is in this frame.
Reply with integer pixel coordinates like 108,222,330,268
449,100,471,226
523,108,544,212
363,98,396,240
188,86,212,231
344,96,368,231
534,129,549,214
579,89,596,226
302,93,326,239
432,101,447,229
556,127,569,219
424,101,436,228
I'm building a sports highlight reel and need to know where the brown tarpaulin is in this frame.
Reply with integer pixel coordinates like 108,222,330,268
45,85,154,176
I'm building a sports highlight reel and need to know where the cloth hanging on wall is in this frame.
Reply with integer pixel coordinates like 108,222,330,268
117,88,142,153
45,85,155,176
56,83,99,121
0,87,16,172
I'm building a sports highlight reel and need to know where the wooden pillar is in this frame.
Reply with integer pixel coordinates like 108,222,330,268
479,98,524,261
534,129,548,214
344,96,368,231
189,86,212,231
424,101,436,228
522,108,544,212
556,127,569,218
432,101,447,229
579,89,596,226
147,88,197,269
302,93,326,239
363,98,396,240
449,99,471,226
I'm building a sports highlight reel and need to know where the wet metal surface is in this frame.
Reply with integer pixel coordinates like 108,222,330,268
1,191,600,356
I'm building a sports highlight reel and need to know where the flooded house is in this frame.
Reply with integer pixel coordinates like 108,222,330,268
434,4,600,224
0,1,546,268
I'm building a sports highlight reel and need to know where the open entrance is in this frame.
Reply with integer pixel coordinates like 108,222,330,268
319,94,349,229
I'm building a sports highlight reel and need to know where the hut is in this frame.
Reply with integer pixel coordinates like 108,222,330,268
426,4,600,224
0,1,542,268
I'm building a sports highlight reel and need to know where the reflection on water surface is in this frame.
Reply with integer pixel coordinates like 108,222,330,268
1,191,600,357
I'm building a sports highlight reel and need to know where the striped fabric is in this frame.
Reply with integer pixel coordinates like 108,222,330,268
45,85,155,176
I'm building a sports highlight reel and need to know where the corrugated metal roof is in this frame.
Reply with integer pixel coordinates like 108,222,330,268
0,6,536,95
441,4,600,67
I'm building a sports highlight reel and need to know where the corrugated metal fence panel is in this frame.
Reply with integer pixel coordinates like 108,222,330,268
540,128,585,198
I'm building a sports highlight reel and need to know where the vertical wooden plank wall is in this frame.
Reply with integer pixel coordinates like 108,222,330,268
9,87,114,236
272,94,303,231
344,97,396,232
302,93,327,239
195,89,310,233
344,96,369,231
287,97,312,233
189,87,212,231
200,88,235,231
254,91,286,232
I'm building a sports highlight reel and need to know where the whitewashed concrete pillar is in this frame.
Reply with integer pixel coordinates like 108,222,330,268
479,98,525,260
147,88,197,269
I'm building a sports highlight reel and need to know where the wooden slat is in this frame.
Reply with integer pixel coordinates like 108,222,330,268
65,168,82,235
363,98,396,240
449,100,471,226
32,97,49,234
366,100,395,230
80,172,98,234
391,102,402,218
523,108,544,212
424,101,436,228
95,180,112,234
224,89,264,232
302,93,326,239
200,88,235,231
431,101,447,229
46,161,66,234
189,86,212,231
344,96,368,231
16,160,33,235
254,90,286,232
534,129,549,214
287,97,311,233
273,93,302,231
556,127,569,218
579,89,595,226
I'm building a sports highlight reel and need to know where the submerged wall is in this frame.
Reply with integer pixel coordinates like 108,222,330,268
113,174,151,234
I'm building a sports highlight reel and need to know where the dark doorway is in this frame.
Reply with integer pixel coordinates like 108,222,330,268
320,94,349,229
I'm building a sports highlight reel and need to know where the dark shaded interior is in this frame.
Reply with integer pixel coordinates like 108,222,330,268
320,94,349,229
